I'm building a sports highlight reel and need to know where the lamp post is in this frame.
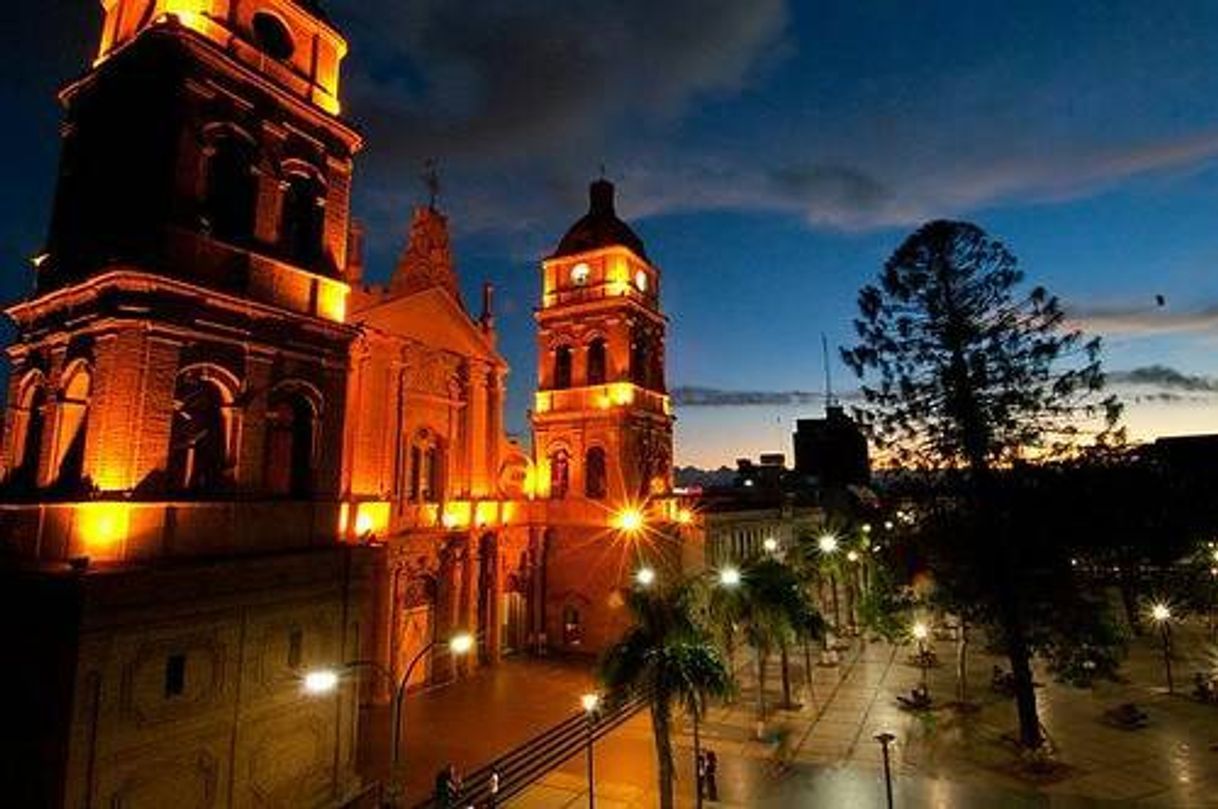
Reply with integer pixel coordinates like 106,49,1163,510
874,731,896,809
304,631,475,805
912,622,930,693
1150,603,1173,693
581,692,600,809
818,534,841,631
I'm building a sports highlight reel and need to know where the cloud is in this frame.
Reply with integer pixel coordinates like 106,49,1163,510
1108,365,1218,392
343,0,789,164
1069,302,1218,338
672,386,863,407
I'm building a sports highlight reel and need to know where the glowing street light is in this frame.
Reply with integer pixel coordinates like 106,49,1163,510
817,534,839,554
303,669,339,695
846,550,860,563
762,537,779,554
862,523,873,534
615,507,645,534
635,566,656,587
718,566,741,588
1150,603,1174,693
912,622,929,641
912,621,931,691
581,692,601,809
303,630,476,805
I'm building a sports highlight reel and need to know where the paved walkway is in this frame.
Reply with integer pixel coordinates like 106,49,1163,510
368,622,1218,807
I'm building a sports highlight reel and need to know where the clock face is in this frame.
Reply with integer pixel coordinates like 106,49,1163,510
634,270,648,292
570,263,590,285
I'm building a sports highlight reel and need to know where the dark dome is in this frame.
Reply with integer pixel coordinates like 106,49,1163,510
552,179,648,261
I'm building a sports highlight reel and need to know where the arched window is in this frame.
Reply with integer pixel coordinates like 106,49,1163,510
11,376,48,489
630,333,649,387
553,345,572,390
549,449,569,500
281,171,325,267
54,363,91,487
168,370,230,494
586,338,607,386
409,431,444,503
584,447,607,499
265,388,317,497
205,134,257,243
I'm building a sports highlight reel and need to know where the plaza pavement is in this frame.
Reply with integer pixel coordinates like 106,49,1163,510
372,623,1218,807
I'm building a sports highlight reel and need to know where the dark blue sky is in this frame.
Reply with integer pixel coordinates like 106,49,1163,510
4,2,1218,466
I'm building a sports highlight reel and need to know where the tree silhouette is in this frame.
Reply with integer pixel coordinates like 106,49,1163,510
843,220,1121,749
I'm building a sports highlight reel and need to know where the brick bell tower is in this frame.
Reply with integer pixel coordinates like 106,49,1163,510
532,178,677,653
1,4,372,807
3,0,361,540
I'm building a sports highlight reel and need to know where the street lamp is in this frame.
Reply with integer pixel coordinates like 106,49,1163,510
581,692,601,809
817,534,839,554
303,630,475,805
912,622,931,691
635,566,656,587
1150,603,1174,693
718,566,741,588
874,732,896,809
615,507,645,534
762,536,779,554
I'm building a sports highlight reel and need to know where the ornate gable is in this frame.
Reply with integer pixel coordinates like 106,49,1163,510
389,206,463,305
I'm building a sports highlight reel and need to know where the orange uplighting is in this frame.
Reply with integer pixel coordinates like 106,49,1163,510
442,501,471,530
75,502,131,559
610,383,635,406
352,501,389,538
676,508,693,525
316,279,349,323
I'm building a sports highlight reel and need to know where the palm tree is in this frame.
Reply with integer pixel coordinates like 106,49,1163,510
738,558,825,725
600,580,733,809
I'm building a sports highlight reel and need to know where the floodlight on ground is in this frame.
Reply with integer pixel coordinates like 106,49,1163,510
303,669,340,695
719,566,742,587
635,566,656,587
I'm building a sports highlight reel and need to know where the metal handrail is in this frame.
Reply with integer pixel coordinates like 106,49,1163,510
410,687,651,808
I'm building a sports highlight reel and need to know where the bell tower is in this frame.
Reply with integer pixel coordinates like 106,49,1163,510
531,179,677,654
533,178,674,509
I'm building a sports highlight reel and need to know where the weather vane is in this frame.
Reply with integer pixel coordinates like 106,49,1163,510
422,158,440,209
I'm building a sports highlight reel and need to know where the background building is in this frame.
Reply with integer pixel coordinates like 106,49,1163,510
793,404,871,488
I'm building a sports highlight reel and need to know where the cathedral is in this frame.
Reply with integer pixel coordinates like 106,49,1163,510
0,3,692,806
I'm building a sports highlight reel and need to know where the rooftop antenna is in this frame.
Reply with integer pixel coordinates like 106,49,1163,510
821,332,837,410
422,158,440,210
599,162,607,180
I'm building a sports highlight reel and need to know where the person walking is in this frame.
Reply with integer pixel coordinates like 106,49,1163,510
488,767,501,808
696,752,707,802
704,750,719,802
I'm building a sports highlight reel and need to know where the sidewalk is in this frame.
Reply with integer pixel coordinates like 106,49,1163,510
358,656,600,803
364,623,1218,807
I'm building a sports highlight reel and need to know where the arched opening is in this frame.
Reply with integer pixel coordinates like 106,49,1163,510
586,338,607,386
409,431,444,503
11,377,48,489
630,332,649,387
265,388,317,497
205,134,257,244
281,171,325,268
55,363,91,487
584,446,607,499
549,449,570,500
553,345,573,390
168,371,230,494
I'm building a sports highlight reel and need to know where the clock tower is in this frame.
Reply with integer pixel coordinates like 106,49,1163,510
532,179,677,653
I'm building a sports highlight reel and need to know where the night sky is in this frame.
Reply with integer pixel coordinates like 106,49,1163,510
4,1,1218,467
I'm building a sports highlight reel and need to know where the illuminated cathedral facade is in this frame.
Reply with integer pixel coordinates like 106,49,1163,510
0,3,692,806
